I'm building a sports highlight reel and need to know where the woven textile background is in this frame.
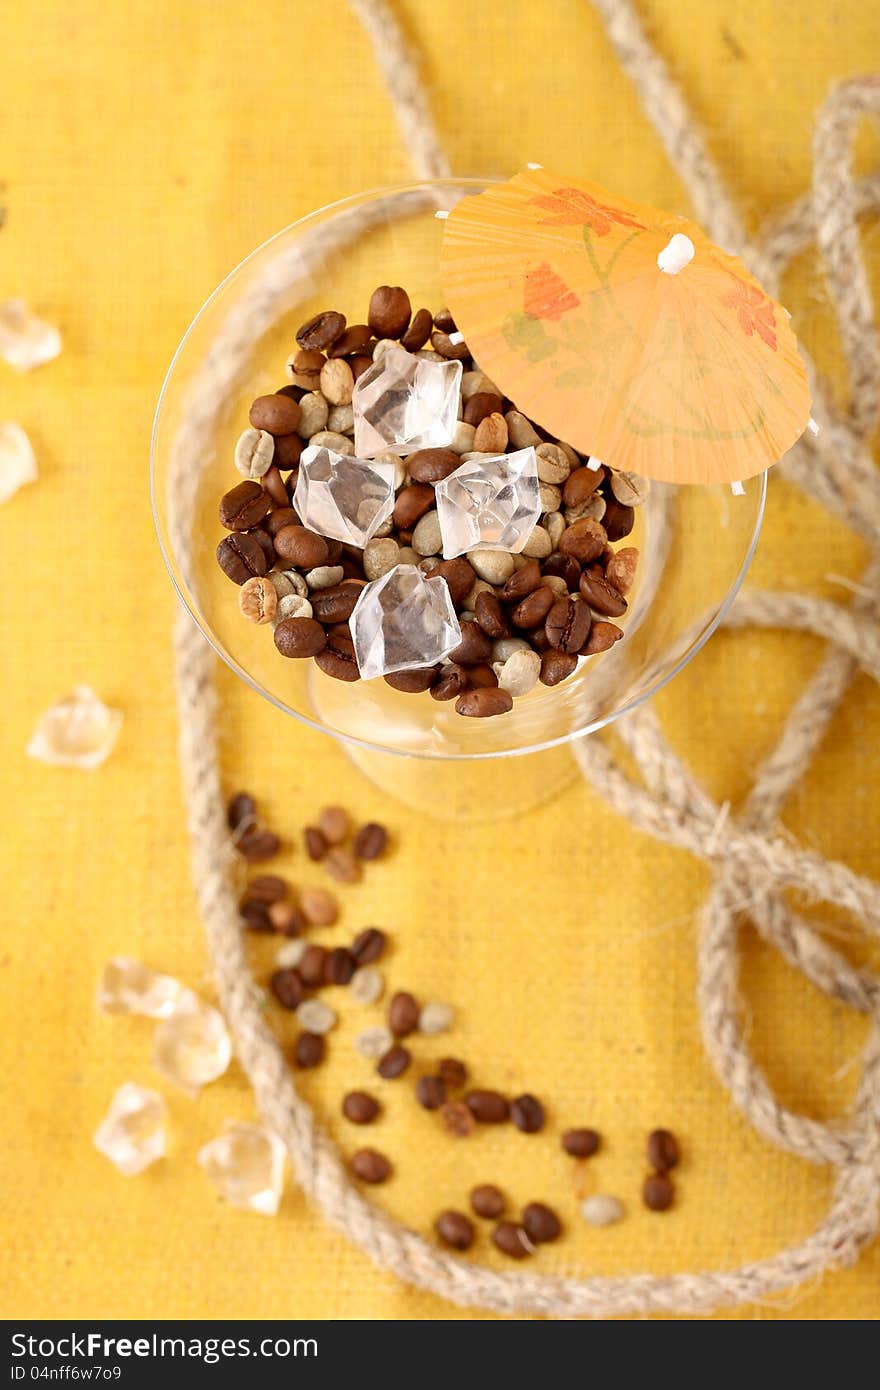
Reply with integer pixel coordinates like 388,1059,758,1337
2,0,878,1321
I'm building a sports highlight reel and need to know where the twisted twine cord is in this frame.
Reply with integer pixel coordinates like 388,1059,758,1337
171,0,880,1316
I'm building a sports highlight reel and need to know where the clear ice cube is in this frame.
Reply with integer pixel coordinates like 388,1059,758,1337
349,563,461,680
352,344,462,457
293,447,396,547
198,1122,286,1216
152,990,232,1095
0,298,62,371
98,958,183,1019
434,447,541,558
93,1083,166,1176
26,685,122,769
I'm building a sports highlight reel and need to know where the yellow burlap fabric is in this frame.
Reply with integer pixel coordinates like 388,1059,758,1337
2,0,878,1320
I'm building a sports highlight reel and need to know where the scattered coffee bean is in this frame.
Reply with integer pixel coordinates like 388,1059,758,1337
304,826,328,861
325,845,361,884
416,1075,446,1110
522,1202,561,1244
240,899,273,931
368,285,411,340
294,1031,325,1068
351,927,386,965
316,805,349,844
470,1184,505,1219
236,827,281,862
324,947,355,986
466,1090,509,1124
227,791,256,830
268,901,304,935
296,998,337,1034
491,1221,532,1259
581,1194,624,1227
296,310,346,352
646,1128,680,1172
377,1044,411,1079
245,874,288,902
350,965,384,1005
435,1210,475,1251
418,1001,453,1034
342,1090,380,1124
354,1026,393,1059
642,1173,675,1211
353,822,388,860
270,968,304,1010
350,1148,392,1184
510,1094,545,1133
439,1101,475,1137
389,991,420,1037
562,1127,601,1158
438,1057,468,1089
297,944,328,989
299,887,339,926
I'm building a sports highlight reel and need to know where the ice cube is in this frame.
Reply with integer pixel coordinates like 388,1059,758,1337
98,958,183,1019
152,990,232,1095
26,686,122,769
352,344,462,457
93,1083,166,1176
349,564,462,680
0,298,62,371
434,447,541,558
293,447,396,547
198,1122,286,1215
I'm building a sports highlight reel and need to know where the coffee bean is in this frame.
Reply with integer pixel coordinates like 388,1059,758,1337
542,551,582,590
435,1210,475,1251
273,524,329,569
433,307,456,332
295,1031,325,1068
304,826,328,861
315,805,347,843
236,827,281,862
377,1043,411,1079
389,991,420,1037
646,1128,680,1172
261,464,290,507
455,688,513,718
510,585,555,629
601,494,635,541
325,845,361,883
351,927,386,966
431,329,469,360
559,516,606,564
274,617,327,659
324,947,356,986
510,1094,545,1133
562,1127,601,1158
463,391,504,426
240,899,273,931
430,664,469,701
545,595,591,653
350,1148,392,1184
299,887,338,926
581,621,623,655
385,667,440,693
400,307,433,351
270,967,304,1010
423,558,477,608
470,1184,505,1219
353,822,388,860
368,286,411,339
466,1090,509,1124
578,569,627,617
438,1057,467,1089
342,1090,380,1124
642,1173,674,1211
327,323,372,358
238,574,277,624
474,591,510,639
274,431,304,470
491,1222,532,1259
416,1075,446,1110
297,944,328,989
250,527,276,570
219,480,272,532
265,507,299,537
580,1194,625,1227
439,1101,475,1137
563,465,605,509
500,559,542,603
522,1202,561,1243
296,310,346,352
392,483,435,530
268,901,304,935
314,627,360,681
246,875,288,903
448,621,493,667
249,393,301,436
407,447,461,484
227,792,256,830
289,347,325,388
310,581,363,624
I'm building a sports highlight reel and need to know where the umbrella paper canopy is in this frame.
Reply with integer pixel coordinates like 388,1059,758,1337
439,169,812,484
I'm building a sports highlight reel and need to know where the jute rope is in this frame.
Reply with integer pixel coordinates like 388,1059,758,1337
171,0,880,1316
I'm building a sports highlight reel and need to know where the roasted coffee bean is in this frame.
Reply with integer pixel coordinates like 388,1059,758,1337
542,551,582,590
563,464,605,508
377,1043,411,1079
238,574,277,624
510,1094,545,1133
323,537,344,566
646,1128,680,1172
438,1057,467,1088
400,307,433,351
250,527,276,570
466,1090,509,1124
261,464,289,507
389,991,419,1037
605,546,639,596
440,1101,475,1137
642,1173,674,1211
274,617,327,659
236,827,281,862
559,517,607,564
295,1031,325,1068
310,580,363,624
465,663,498,689
423,558,476,608
463,391,504,426
315,626,360,681
342,1090,380,1124
249,393,301,436
327,323,372,357
240,899,273,931
296,310,346,351
433,307,456,332
368,285,411,339
219,480,272,532
273,431,304,470
581,620,623,655
351,927,386,966
474,591,510,639
227,792,256,830
448,622,493,667
324,845,360,884
407,447,461,484
510,585,555,629
350,1148,392,1184
491,1221,531,1259
270,968,304,1010
276,384,305,401
297,944,328,989
455,688,513,718
273,524,329,569
384,667,440,693
300,886,339,926
289,347,324,389
265,507,299,537
353,822,388,860
522,1202,561,1243
435,1209,475,1251
430,664,469,702
500,558,542,603
470,1184,505,1219
562,1127,601,1158
431,329,469,360
601,494,635,541
578,568,627,617
324,947,356,986
268,901,304,935
392,482,435,530
416,1074,447,1110
246,875,288,903
349,353,373,382
545,595,591,653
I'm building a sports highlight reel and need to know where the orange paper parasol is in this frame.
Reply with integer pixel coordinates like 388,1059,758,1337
439,169,812,484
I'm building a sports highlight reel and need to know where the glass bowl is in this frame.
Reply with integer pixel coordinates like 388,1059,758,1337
151,179,765,776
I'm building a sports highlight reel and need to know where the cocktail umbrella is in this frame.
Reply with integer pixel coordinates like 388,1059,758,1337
439,168,812,484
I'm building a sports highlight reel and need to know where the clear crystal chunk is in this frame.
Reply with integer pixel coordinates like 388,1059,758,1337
152,990,232,1095
0,298,62,371
293,446,396,547
93,1083,166,1176
198,1122,286,1215
435,447,541,557
0,421,38,504
98,957,183,1019
349,563,461,680
352,344,462,457
26,685,122,769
